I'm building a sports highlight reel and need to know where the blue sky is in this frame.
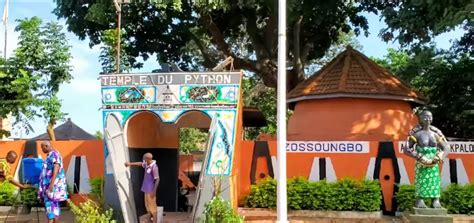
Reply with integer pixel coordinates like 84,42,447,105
1,0,465,139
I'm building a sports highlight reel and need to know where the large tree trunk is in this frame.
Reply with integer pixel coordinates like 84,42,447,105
47,122,56,141
200,11,309,92
256,58,305,92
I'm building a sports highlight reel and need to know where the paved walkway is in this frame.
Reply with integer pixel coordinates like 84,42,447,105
1,207,193,223
0,207,75,223
163,212,192,223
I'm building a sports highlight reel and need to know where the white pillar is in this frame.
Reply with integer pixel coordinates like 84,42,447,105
277,0,288,221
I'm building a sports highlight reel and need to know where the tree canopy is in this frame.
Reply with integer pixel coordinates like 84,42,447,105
53,0,472,90
54,0,375,89
372,46,473,139
374,0,472,45
51,0,472,139
0,17,72,139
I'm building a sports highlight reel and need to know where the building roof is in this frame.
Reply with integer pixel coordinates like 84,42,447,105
288,46,426,105
31,118,96,140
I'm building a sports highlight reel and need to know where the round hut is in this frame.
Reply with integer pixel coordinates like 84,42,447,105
287,46,425,141
285,46,427,214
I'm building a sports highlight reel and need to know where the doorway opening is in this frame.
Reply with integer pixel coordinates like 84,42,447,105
124,110,211,217
177,127,209,212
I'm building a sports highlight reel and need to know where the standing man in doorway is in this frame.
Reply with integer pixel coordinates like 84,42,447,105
125,153,160,223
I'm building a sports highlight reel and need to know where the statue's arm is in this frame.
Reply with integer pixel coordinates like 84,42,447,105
403,135,422,160
435,133,449,161
403,135,432,165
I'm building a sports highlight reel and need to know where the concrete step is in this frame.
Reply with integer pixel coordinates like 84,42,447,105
414,208,448,216
407,214,453,223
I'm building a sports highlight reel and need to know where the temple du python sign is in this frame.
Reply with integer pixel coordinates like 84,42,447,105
100,72,242,176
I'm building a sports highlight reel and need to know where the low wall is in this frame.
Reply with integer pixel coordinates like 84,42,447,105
235,140,474,214
0,140,104,204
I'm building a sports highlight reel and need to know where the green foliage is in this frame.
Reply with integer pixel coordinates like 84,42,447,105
41,21,73,93
241,78,277,139
396,183,474,214
373,47,473,139
0,64,36,137
1,16,72,137
94,131,103,140
356,180,383,212
89,177,105,204
54,0,374,89
38,95,67,127
54,0,470,89
200,196,243,223
179,128,208,154
395,184,416,212
244,177,382,212
331,179,359,211
98,29,135,74
287,177,313,210
440,184,474,215
0,182,16,206
68,199,116,223
67,184,73,196
244,177,277,208
372,1,472,46
20,187,41,207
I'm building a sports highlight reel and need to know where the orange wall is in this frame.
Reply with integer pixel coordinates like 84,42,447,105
34,140,105,179
288,98,417,141
0,140,26,175
1,140,105,181
126,111,211,148
235,140,474,211
231,97,244,209
1,140,104,205
179,155,193,172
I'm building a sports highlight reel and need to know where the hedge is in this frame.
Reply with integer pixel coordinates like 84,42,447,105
396,183,474,214
244,177,382,212
0,182,16,206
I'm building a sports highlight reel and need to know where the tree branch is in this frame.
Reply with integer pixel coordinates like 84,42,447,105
290,16,306,91
263,3,278,59
293,16,303,72
244,10,270,60
258,59,278,88
301,43,313,66
189,32,217,69
199,12,257,72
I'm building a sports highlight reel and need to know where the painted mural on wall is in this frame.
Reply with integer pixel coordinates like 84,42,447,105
101,72,242,177
240,140,473,213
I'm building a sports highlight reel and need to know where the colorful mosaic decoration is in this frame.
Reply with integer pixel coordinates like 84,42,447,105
180,86,238,104
102,87,155,104
101,72,242,176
